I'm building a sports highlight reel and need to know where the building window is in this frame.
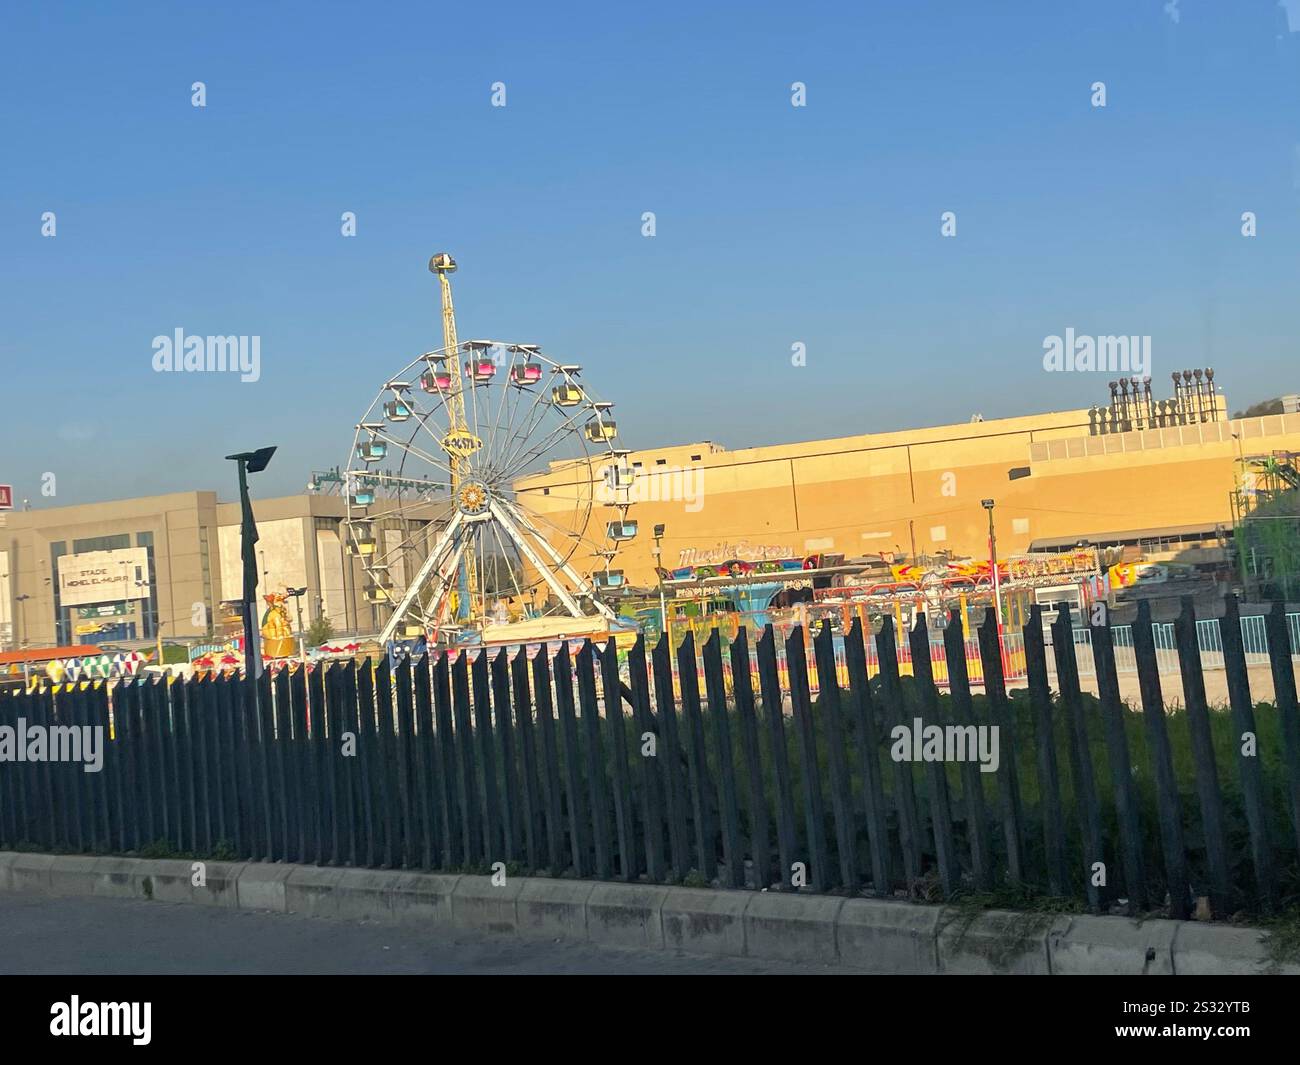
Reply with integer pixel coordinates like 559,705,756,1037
139,543,158,639
50,541,69,645
72,533,131,553
198,526,215,633
690,454,701,462
655,458,667,466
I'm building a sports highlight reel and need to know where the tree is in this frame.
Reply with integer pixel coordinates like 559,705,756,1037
306,615,334,648
1232,397,1284,419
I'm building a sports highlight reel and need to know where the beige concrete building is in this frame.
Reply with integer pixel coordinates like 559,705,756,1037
0,491,385,650
517,402,1300,590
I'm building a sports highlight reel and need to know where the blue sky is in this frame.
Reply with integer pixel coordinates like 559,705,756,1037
2,0,1299,506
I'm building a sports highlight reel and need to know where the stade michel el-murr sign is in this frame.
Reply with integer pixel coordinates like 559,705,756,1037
57,548,150,609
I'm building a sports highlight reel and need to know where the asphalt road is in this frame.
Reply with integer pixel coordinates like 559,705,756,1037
0,894,836,974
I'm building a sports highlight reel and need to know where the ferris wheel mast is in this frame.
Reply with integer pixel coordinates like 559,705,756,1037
429,252,480,617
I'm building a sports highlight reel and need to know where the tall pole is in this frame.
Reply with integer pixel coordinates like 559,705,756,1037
983,499,1003,632
289,588,307,669
653,526,671,648
237,460,263,679
429,252,479,626
226,447,275,684
17,594,30,688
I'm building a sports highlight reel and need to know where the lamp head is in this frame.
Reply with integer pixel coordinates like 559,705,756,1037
225,446,277,473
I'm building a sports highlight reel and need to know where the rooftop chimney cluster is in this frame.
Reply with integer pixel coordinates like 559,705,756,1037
1088,368,1218,436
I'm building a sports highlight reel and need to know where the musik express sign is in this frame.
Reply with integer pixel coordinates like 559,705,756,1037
57,548,150,608
676,541,795,568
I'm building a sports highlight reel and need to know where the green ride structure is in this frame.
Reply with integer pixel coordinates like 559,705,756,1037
1232,450,1300,601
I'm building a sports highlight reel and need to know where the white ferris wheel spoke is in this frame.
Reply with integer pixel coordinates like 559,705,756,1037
485,518,528,604
491,358,550,480
496,404,593,485
497,497,619,623
371,427,456,481
494,372,552,479
487,498,587,618
377,509,467,644
493,371,584,481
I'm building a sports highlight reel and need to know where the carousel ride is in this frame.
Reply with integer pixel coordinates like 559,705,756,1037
344,254,638,648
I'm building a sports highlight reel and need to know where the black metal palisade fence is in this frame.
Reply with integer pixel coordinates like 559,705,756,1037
4,594,1300,918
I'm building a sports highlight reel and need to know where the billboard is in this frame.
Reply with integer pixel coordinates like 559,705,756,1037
57,547,150,607
77,603,129,619
0,485,11,510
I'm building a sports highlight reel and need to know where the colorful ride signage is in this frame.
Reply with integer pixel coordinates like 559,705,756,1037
676,542,796,567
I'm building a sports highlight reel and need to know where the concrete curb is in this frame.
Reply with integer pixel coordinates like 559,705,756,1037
936,908,1069,974
3,853,1296,974
1049,914,1181,976
836,896,941,973
587,882,668,949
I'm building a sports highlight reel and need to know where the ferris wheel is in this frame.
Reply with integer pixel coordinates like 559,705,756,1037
343,254,637,644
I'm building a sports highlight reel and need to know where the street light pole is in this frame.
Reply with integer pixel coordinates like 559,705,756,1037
226,447,277,681
133,577,166,669
286,586,308,667
981,499,1003,631
16,594,31,688
653,524,671,648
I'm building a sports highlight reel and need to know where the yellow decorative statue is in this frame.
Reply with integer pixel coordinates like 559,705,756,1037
260,592,297,658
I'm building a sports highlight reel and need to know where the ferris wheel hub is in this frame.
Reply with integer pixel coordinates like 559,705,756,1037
456,479,491,518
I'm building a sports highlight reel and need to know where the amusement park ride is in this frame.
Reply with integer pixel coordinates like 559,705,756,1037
343,255,637,649
644,548,1105,647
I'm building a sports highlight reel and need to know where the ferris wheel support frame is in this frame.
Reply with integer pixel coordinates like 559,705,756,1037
425,535,471,642
377,509,466,645
487,499,590,618
498,497,621,624
375,496,622,644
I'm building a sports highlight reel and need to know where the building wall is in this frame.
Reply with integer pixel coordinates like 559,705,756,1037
1,490,384,650
0,492,219,647
216,517,309,609
0,555,12,646
515,406,1300,591
213,494,380,637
